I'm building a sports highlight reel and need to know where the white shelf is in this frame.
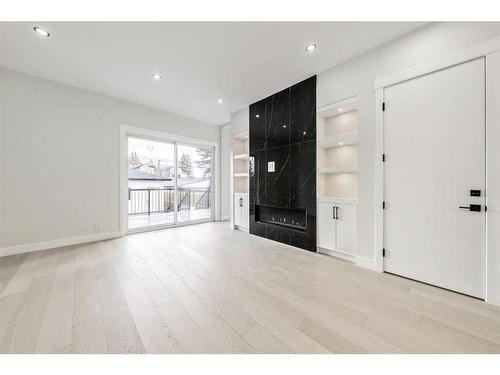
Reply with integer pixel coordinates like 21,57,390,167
319,131,358,148
317,166,358,174
317,96,358,119
234,172,249,177
234,153,249,160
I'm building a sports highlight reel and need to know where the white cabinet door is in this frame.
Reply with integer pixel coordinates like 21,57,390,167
241,194,249,229
233,194,242,227
336,204,357,255
317,202,335,251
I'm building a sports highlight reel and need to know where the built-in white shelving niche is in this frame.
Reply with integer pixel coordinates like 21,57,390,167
232,133,249,195
233,153,249,160
231,132,249,230
317,96,359,199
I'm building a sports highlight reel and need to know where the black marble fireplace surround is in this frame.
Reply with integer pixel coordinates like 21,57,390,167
249,76,316,251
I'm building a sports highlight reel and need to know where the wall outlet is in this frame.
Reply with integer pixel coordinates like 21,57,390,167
268,161,275,172
94,223,101,232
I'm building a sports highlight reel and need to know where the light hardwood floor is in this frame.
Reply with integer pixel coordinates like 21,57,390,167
1,222,500,354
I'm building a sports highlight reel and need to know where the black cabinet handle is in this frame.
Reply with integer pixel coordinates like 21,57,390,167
332,206,339,220
459,204,481,212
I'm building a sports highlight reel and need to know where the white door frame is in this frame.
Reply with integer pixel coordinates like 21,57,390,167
120,124,219,235
373,35,500,303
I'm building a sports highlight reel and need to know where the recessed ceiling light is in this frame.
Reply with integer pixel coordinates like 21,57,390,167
283,125,287,128
303,131,307,135
256,114,260,118
34,27,50,37
338,108,343,112
217,98,224,104
152,73,162,80
305,43,317,52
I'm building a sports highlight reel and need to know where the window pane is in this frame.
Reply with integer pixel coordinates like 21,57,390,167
128,137,175,229
176,144,212,223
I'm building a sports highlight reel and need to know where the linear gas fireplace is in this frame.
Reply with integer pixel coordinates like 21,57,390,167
255,205,307,231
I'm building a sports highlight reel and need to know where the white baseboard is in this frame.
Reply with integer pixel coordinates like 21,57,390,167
218,216,231,221
0,231,122,258
317,247,379,272
318,247,356,263
355,256,379,271
233,225,249,232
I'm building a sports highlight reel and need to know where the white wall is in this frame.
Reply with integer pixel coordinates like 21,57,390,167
220,124,231,220
0,68,220,251
318,22,500,262
230,107,249,136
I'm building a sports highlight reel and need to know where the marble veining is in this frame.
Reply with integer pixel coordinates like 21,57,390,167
249,76,316,252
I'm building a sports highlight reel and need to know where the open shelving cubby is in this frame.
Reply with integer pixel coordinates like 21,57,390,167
317,96,359,199
232,132,249,193
231,132,250,230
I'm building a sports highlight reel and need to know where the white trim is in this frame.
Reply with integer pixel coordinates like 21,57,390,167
233,225,249,232
317,249,378,272
356,256,379,271
127,218,213,235
0,231,121,258
219,215,231,221
374,35,500,89
120,124,218,148
120,124,220,235
318,247,356,263
317,197,359,205
374,88,385,273
374,45,498,298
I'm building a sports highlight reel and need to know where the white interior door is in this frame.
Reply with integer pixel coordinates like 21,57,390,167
384,58,486,298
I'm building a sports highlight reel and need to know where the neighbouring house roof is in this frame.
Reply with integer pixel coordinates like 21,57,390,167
128,169,173,181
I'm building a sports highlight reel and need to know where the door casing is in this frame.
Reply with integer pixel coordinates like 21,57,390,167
381,58,486,298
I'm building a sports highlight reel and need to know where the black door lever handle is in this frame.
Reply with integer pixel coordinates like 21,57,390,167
459,204,481,212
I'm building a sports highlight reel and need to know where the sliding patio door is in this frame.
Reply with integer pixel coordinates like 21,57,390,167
127,136,214,231
176,144,213,223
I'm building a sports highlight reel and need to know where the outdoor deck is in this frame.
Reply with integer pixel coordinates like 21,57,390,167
128,208,211,229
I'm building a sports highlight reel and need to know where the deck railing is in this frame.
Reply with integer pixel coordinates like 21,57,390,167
128,187,210,215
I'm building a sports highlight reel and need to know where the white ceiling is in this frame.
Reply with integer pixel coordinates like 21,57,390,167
0,22,425,125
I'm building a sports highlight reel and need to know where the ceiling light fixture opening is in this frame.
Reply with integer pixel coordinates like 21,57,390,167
34,27,50,37
305,43,317,52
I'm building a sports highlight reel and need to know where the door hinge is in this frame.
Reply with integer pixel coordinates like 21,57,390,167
382,201,386,209
382,102,386,111
382,153,385,162
382,248,386,258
